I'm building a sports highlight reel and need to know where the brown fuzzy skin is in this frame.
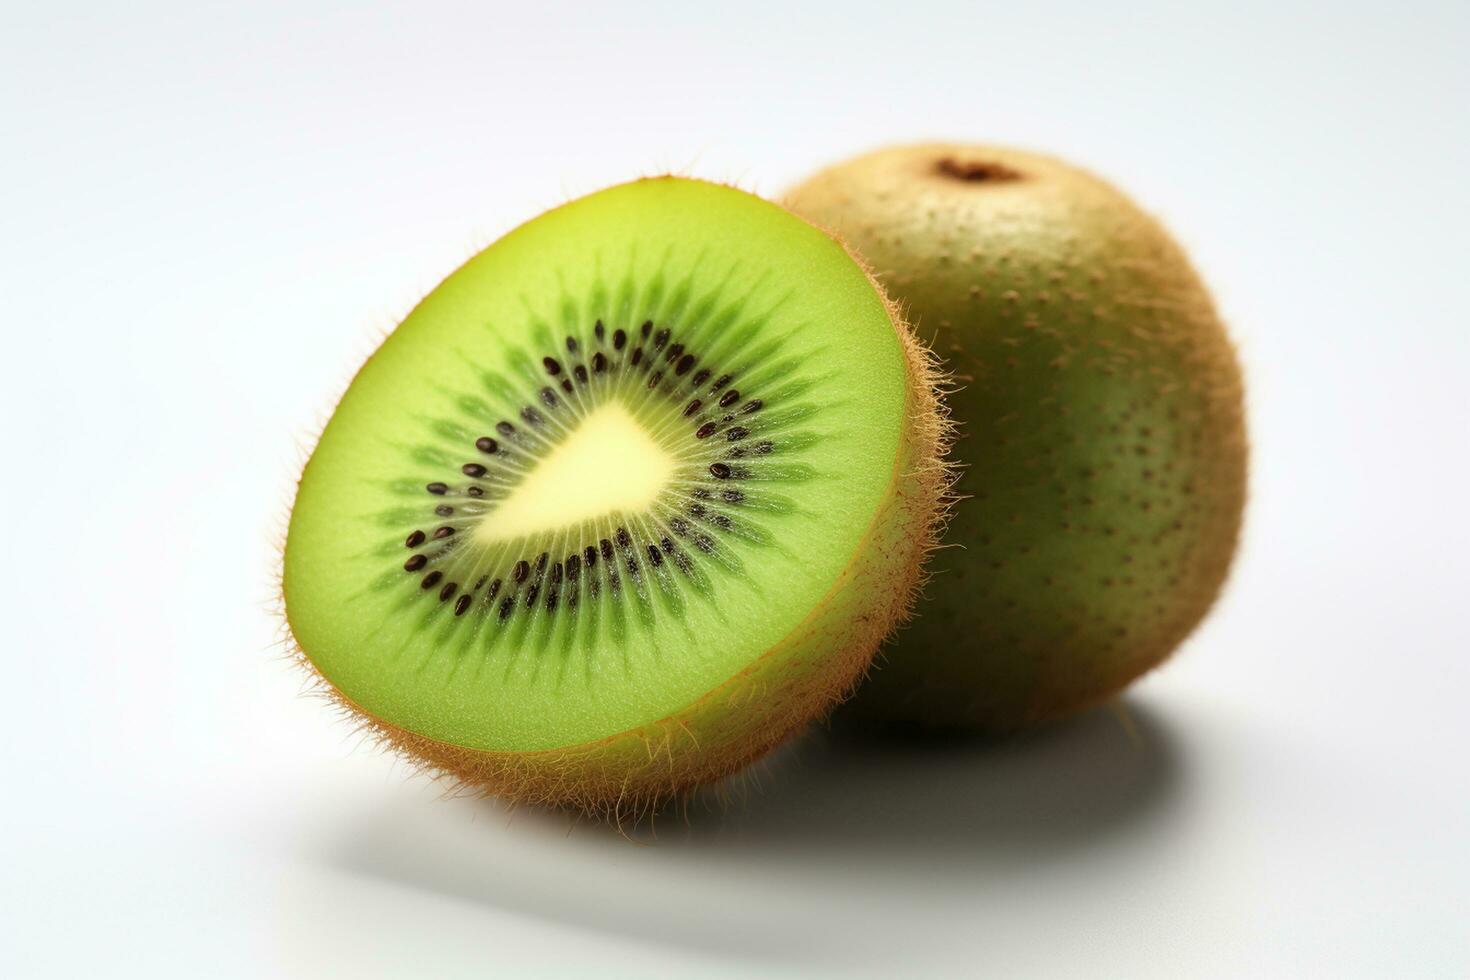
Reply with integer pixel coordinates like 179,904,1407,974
280,205,953,820
786,144,1247,729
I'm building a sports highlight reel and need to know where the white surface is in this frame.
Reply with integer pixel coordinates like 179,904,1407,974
2,2,1467,977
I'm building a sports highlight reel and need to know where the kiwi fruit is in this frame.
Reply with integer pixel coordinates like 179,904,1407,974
282,177,949,816
785,143,1246,729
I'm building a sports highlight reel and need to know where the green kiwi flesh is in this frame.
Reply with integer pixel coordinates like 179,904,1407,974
786,144,1247,729
283,177,947,812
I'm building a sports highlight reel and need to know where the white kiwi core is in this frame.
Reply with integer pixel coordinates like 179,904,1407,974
472,401,677,546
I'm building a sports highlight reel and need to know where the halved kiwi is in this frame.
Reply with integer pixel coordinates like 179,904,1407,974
282,177,948,816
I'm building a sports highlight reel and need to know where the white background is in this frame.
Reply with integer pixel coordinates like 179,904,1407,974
3,2,1467,977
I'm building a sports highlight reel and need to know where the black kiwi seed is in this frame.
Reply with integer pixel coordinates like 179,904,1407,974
600,538,614,561
496,421,516,436
433,526,455,539
647,544,664,567
631,348,643,366
671,517,689,535
675,354,696,375
641,320,653,338
454,594,472,616
473,576,488,591
616,527,631,548
426,482,448,495
710,462,732,479
574,365,589,384
613,328,627,350
542,357,562,375
499,595,515,620
540,386,558,407
551,562,563,584
594,320,605,340
462,463,486,478
439,582,457,602
719,389,740,408
421,570,443,589
561,378,574,393
722,490,744,502
653,328,670,350
404,554,427,572
741,399,763,414
466,486,484,497
525,584,539,606
584,544,598,568
521,407,544,425
711,374,732,392
592,352,607,373
405,530,426,548
435,504,454,517
535,552,548,573
567,554,581,578
475,437,498,454
696,422,717,439
487,578,502,599
513,560,530,584
545,589,559,613
726,426,749,441
666,343,684,362
691,368,711,387
683,399,702,417
647,371,663,389
566,336,578,353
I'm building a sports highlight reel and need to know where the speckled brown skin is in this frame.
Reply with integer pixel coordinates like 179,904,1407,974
786,144,1247,729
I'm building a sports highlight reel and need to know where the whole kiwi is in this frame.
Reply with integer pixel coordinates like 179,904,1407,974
786,143,1247,728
